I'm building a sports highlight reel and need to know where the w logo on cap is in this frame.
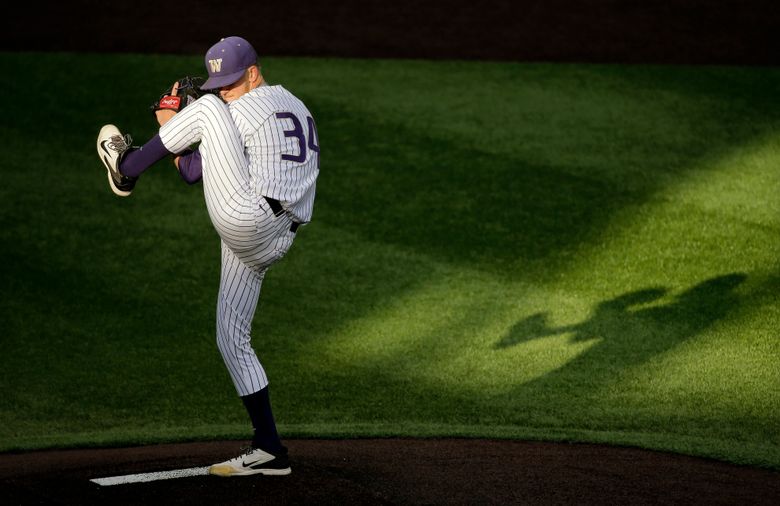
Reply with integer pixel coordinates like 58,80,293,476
208,58,223,73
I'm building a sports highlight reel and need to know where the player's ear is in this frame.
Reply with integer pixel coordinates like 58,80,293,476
248,65,261,83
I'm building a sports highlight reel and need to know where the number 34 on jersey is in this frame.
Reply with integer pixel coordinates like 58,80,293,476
275,112,319,168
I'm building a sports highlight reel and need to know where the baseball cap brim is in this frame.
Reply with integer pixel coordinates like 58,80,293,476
200,68,247,90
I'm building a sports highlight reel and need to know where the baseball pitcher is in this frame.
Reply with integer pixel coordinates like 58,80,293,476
96,36,319,477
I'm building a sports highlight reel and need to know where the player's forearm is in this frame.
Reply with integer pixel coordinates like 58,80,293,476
175,150,203,184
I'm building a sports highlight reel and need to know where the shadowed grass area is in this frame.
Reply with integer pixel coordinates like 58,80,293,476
0,53,778,468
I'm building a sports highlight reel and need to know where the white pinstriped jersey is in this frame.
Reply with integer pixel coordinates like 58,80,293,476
229,85,319,223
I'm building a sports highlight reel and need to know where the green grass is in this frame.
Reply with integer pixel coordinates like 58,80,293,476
1,52,778,469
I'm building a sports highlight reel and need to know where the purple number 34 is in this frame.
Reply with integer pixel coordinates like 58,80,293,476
275,112,320,167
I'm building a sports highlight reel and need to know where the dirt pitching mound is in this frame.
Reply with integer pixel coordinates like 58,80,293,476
1,439,778,505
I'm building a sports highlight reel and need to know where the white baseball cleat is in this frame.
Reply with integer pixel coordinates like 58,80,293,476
96,124,137,197
208,447,292,477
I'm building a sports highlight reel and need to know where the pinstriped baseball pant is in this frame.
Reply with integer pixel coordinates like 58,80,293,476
215,201,295,396
160,94,296,396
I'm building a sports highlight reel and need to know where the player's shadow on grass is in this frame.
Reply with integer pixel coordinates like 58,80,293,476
495,273,747,384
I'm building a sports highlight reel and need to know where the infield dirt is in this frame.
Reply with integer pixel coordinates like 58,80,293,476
2,439,779,505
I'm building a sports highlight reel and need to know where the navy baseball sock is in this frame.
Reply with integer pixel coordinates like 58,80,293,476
119,134,171,178
241,386,285,455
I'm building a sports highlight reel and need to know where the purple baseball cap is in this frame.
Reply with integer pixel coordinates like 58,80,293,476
201,36,258,90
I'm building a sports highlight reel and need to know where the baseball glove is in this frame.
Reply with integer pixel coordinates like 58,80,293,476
150,76,215,114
